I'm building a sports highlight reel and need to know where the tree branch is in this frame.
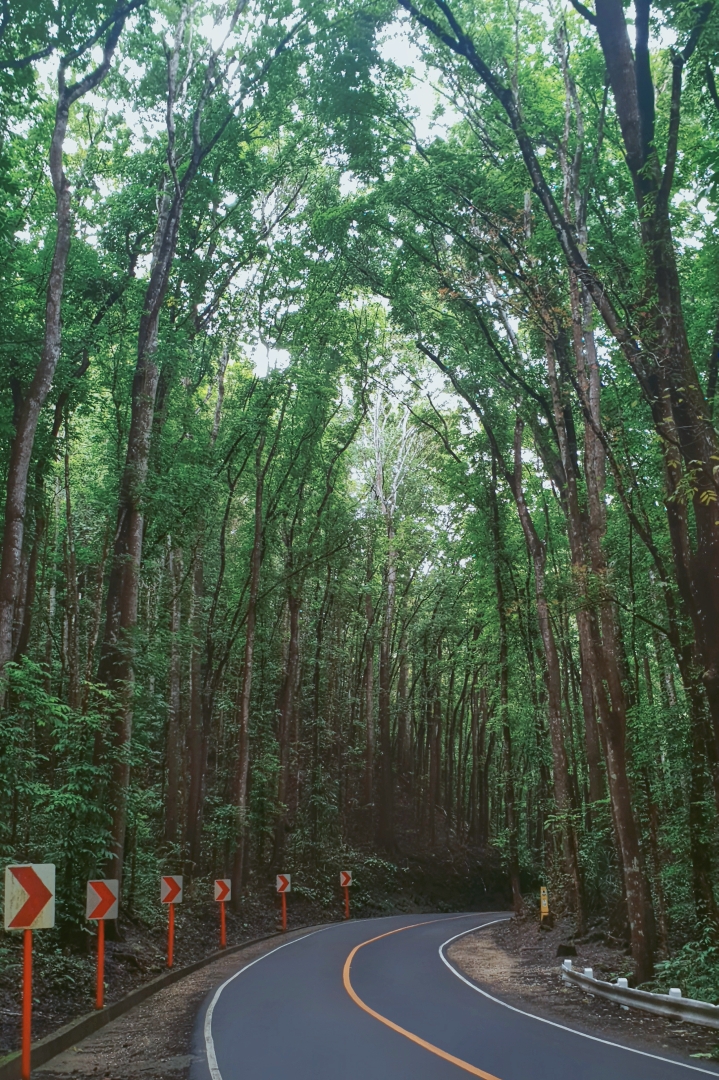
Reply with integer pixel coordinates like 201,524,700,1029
567,0,598,26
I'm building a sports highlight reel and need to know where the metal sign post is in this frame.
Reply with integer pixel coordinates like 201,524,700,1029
4,864,56,1080
340,871,352,919
276,874,291,931
86,879,119,1009
214,879,231,948
161,876,183,967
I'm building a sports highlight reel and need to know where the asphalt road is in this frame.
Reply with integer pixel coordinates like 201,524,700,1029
191,913,719,1080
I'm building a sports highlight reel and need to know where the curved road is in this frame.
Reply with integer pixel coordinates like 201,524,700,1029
191,913,719,1080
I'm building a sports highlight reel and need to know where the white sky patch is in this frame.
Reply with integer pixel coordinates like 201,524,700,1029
379,18,461,142
250,343,290,376
339,172,361,196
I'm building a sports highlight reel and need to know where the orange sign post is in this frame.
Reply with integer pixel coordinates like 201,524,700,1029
276,874,291,931
4,864,55,1080
86,880,119,1009
340,871,352,919
214,879,230,948
161,875,183,967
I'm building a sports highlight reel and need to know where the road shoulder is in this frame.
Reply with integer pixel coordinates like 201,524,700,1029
447,920,719,1066
35,927,327,1080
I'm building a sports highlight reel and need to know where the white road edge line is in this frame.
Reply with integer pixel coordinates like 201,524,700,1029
204,926,331,1080
203,913,469,1080
439,920,719,1078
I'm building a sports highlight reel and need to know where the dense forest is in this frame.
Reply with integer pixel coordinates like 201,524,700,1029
2,0,719,1007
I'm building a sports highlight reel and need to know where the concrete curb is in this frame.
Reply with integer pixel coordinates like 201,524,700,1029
562,962,719,1029
0,922,329,1079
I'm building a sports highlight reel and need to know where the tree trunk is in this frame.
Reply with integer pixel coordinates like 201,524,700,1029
231,436,265,904
363,592,375,805
12,475,45,664
428,665,442,847
498,419,583,924
376,518,396,849
0,12,129,680
82,526,109,711
94,167,189,883
488,460,523,912
273,591,300,861
62,423,81,711
165,544,183,845
397,632,410,774
186,554,206,871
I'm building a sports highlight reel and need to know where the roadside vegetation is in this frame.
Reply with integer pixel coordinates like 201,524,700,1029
2,0,719,1048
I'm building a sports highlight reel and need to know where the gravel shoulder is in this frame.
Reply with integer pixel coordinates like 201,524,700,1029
447,917,719,1065
34,926,326,1080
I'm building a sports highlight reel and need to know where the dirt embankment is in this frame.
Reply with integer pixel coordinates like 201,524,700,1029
448,916,719,1064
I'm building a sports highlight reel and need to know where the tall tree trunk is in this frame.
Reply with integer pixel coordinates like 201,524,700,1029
82,525,110,711
496,420,583,924
592,2,719,736
428,660,442,847
184,347,228,868
397,632,410,774
12,494,44,664
479,687,492,848
376,518,396,849
0,17,128,679
95,195,186,878
363,591,375,806
542,328,606,817
310,572,332,852
231,435,265,904
185,555,205,871
165,544,183,845
469,679,481,842
61,420,82,711
273,591,300,861
488,460,523,913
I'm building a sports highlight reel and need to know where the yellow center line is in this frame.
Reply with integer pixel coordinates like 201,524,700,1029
342,918,503,1079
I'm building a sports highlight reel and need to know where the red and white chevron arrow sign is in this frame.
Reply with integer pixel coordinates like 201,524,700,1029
86,879,119,920
214,879,231,902
276,874,291,894
161,875,183,904
340,870,352,888
4,864,55,930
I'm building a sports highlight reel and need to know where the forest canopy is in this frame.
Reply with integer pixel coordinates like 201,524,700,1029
2,0,719,997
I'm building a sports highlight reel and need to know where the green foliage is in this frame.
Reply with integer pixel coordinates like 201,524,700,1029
648,926,719,1005
1,0,719,1018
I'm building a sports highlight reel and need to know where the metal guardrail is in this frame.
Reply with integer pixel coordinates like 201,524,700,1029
561,960,719,1029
